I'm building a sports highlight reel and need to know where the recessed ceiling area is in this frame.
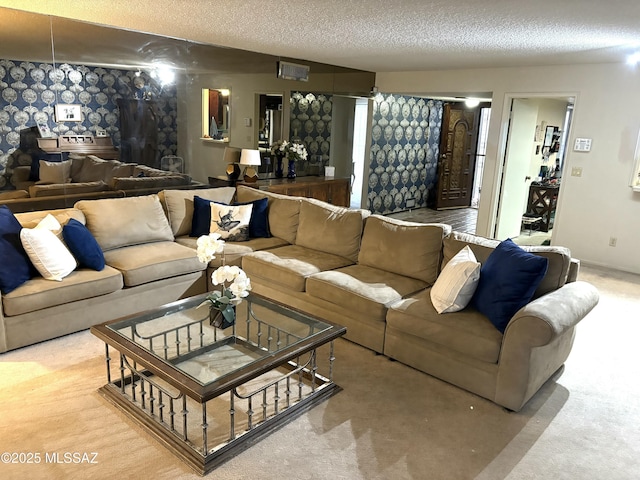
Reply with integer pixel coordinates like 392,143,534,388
1,0,639,72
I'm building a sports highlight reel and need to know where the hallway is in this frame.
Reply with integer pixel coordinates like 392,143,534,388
387,207,478,234
387,207,551,246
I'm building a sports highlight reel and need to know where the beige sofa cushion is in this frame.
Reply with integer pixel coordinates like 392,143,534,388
175,235,288,267
242,245,354,292
306,264,428,323
295,199,367,263
103,241,205,287
160,187,236,236
29,180,108,198
358,215,450,284
443,231,572,297
2,266,123,316
236,185,301,244
387,288,503,364
75,195,174,251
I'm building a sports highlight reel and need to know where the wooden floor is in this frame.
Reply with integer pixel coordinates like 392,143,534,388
387,207,478,233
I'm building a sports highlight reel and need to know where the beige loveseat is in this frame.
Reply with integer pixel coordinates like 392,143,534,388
231,185,599,412
0,187,236,353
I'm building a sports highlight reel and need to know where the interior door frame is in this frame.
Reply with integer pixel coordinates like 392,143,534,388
490,91,578,242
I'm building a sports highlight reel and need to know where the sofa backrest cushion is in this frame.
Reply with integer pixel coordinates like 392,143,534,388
72,155,134,183
443,231,572,297
38,159,72,184
236,185,301,244
75,194,174,251
295,199,367,262
358,215,451,284
160,187,236,237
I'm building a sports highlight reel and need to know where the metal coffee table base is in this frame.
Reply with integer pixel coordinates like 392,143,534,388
98,343,340,475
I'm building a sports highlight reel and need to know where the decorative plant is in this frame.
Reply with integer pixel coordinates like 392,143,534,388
270,139,308,162
196,233,252,328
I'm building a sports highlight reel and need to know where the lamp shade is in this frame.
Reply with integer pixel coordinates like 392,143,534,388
240,149,262,166
223,147,241,164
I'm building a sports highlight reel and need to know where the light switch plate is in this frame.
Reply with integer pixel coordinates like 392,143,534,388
574,138,592,152
571,167,583,177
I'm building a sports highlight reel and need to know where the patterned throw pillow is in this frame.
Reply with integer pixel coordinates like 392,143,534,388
209,203,253,242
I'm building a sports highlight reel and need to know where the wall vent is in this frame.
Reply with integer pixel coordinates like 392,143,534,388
277,61,310,82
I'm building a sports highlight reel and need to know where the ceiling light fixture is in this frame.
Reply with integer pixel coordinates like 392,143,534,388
465,98,480,108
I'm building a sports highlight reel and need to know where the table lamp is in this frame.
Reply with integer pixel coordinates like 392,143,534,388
223,147,241,181
240,149,261,182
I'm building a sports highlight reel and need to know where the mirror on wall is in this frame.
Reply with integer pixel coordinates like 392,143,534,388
0,6,376,192
202,88,230,142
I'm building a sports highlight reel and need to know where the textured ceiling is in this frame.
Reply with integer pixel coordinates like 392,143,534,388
1,0,640,72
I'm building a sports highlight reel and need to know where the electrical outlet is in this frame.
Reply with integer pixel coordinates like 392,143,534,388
406,198,416,208
609,237,617,247
571,167,583,177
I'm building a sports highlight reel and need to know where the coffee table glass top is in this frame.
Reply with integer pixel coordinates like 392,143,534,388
104,293,335,387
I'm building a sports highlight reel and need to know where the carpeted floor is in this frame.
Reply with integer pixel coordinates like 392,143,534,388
0,264,638,480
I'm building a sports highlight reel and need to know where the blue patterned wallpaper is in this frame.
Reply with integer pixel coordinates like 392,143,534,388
0,59,178,188
290,91,332,175
367,94,443,215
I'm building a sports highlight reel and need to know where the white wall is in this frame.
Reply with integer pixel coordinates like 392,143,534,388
377,63,640,274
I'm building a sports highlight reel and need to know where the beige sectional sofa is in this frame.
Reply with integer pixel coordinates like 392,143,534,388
0,184,599,412
233,185,599,412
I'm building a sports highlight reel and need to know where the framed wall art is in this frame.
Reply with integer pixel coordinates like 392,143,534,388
55,104,82,122
36,122,55,138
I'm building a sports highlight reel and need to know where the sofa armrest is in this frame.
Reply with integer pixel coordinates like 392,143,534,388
495,280,599,411
505,280,599,346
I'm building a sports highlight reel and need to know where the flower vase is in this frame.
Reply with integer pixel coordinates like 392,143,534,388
287,159,296,179
275,155,284,178
209,305,235,329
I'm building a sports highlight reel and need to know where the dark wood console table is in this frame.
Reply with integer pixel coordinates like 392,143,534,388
525,184,559,232
209,176,351,207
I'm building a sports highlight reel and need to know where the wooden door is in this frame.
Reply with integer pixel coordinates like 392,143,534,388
435,104,479,209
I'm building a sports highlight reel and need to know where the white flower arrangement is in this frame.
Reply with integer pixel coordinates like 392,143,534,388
270,139,308,162
196,234,252,328
196,233,225,264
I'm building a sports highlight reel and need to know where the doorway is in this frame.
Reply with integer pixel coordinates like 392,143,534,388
495,96,574,242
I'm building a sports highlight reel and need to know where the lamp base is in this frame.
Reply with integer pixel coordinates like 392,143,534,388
242,166,259,183
226,163,241,181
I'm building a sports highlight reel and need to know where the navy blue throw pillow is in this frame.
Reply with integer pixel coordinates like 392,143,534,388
471,238,548,333
190,196,270,239
238,197,270,238
62,218,105,271
0,205,32,294
190,195,214,237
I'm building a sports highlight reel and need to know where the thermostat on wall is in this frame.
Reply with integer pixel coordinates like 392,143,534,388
574,138,592,152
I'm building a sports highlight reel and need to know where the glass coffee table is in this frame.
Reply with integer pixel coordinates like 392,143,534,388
91,292,346,475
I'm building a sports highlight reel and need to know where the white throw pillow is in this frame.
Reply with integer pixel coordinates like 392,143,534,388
38,159,72,184
430,245,481,314
209,203,253,242
20,216,77,281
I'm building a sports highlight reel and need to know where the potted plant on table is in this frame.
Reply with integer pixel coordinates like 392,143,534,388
195,233,252,328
